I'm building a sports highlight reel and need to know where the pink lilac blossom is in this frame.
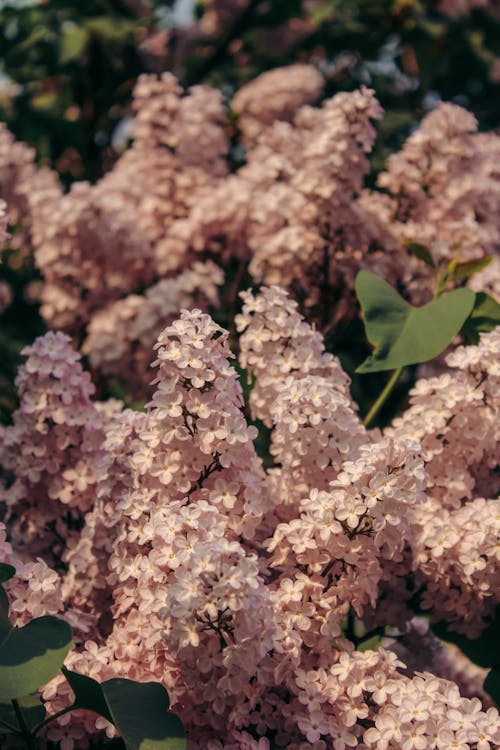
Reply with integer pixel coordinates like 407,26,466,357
265,437,426,643
41,310,278,745
0,279,13,313
363,671,500,750
0,521,64,626
389,327,500,510
27,73,229,331
243,87,399,314
156,85,405,322
439,0,500,17
3,77,499,362
410,495,500,636
0,331,106,563
0,65,499,750
361,103,500,305
82,260,223,397
2,78,500,350
236,286,366,507
144,308,269,534
60,405,146,619
0,124,62,260
154,175,253,275
470,255,500,300
1,306,499,749
390,617,494,706
0,197,9,251
231,64,324,148
199,0,249,34
387,329,500,635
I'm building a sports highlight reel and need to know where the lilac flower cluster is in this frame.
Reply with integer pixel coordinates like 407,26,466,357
0,289,498,749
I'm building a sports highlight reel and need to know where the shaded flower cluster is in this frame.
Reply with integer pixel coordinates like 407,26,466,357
0,332,106,563
0,197,8,251
82,260,223,396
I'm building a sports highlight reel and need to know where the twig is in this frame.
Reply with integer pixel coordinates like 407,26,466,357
363,367,402,428
185,0,267,86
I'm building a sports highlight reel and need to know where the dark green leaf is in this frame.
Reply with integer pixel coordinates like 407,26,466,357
484,666,500,707
433,606,500,668
62,669,113,722
460,292,500,343
355,271,475,373
63,669,185,750
0,695,46,734
0,564,15,584
0,587,8,622
403,240,436,268
0,616,72,701
448,255,494,282
0,567,13,644
0,587,10,643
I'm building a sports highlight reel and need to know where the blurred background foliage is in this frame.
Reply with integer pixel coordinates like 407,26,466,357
1,0,500,182
1,0,500,422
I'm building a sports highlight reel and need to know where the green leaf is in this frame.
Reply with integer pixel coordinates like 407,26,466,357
484,666,500,707
84,17,138,42
355,271,475,373
63,669,186,750
0,564,15,583
0,616,72,701
432,606,500,669
460,292,500,343
0,695,46,734
447,255,493,282
357,634,383,652
59,25,88,64
0,586,11,643
62,669,113,721
403,240,436,268
0,589,8,626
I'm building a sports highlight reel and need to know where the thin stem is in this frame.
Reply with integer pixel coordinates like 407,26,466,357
355,625,385,647
185,0,266,85
32,705,75,736
320,559,335,578
226,258,248,352
11,699,36,750
0,717,21,734
345,608,356,643
434,272,447,299
363,367,403,428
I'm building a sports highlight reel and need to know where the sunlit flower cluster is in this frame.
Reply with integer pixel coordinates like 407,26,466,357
0,289,498,748
1,70,499,343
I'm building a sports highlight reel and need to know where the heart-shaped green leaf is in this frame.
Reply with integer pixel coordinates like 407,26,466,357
355,271,475,373
0,616,72,701
0,695,46,734
460,292,500,344
63,669,185,750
